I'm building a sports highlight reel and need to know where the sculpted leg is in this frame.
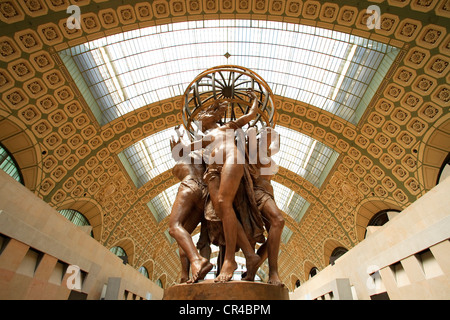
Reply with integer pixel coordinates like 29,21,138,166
178,246,190,283
237,222,261,282
208,164,262,282
207,162,247,283
183,211,213,282
261,199,285,286
196,220,213,281
169,188,211,283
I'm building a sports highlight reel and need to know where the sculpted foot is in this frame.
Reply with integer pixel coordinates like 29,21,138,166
214,260,237,283
180,276,189,284
197,261,213,281
187,257,211,284
268,273,284,287
242,254,261,281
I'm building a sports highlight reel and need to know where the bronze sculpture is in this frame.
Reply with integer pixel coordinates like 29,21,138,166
194,91,263,283
169,66,284,286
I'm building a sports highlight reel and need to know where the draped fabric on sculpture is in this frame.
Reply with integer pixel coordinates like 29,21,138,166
203,162,265,250
238,164,266,245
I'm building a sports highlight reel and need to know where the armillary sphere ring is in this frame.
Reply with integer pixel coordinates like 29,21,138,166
181,65,276,139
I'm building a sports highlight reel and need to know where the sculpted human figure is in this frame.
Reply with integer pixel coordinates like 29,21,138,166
244,127,285,286
168,126,213,283
192,90,262,283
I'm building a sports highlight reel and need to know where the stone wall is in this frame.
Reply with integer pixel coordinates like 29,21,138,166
291,176,450,300
0,170,163,300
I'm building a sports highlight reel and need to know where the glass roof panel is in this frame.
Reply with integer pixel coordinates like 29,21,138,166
272,126,340,188
119,126,177,188
281,226,294,244
60,19,398,126
147,182,181,223
272,181,309,223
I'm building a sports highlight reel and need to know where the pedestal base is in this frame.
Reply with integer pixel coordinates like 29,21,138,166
163,280,289,300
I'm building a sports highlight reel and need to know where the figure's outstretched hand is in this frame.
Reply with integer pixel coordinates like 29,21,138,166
246,89,258,99
246,89,259,116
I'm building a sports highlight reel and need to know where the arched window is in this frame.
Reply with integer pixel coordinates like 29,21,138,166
368,210,390,227
329,247,348,265
364,209,400,239
295,279,301,288
139,266,149,279
0,143,23,185
437,153,450,184
309,267,319,279
156,278,163,289
58,209,90,226
110,246,128,264
58,209,93,237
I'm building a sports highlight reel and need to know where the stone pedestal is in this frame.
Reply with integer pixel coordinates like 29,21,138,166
163,280,289,300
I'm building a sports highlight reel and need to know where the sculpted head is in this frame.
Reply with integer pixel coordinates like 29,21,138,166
196,100,229,124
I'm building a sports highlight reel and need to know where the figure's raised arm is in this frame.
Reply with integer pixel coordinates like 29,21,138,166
234,89,260,128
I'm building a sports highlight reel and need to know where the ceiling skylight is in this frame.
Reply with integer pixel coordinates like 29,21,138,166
272,126,340,188
272,181,309,223
60,19,399,126
119,126,177,188
147,182,180,223
281,226,294,244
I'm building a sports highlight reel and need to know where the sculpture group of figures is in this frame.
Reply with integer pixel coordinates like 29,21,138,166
168,90,285,286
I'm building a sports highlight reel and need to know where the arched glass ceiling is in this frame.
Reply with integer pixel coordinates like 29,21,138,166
272,181,310,223
147,182,180,224
60,19,399,126
272,126,340,188
118,126,177,188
